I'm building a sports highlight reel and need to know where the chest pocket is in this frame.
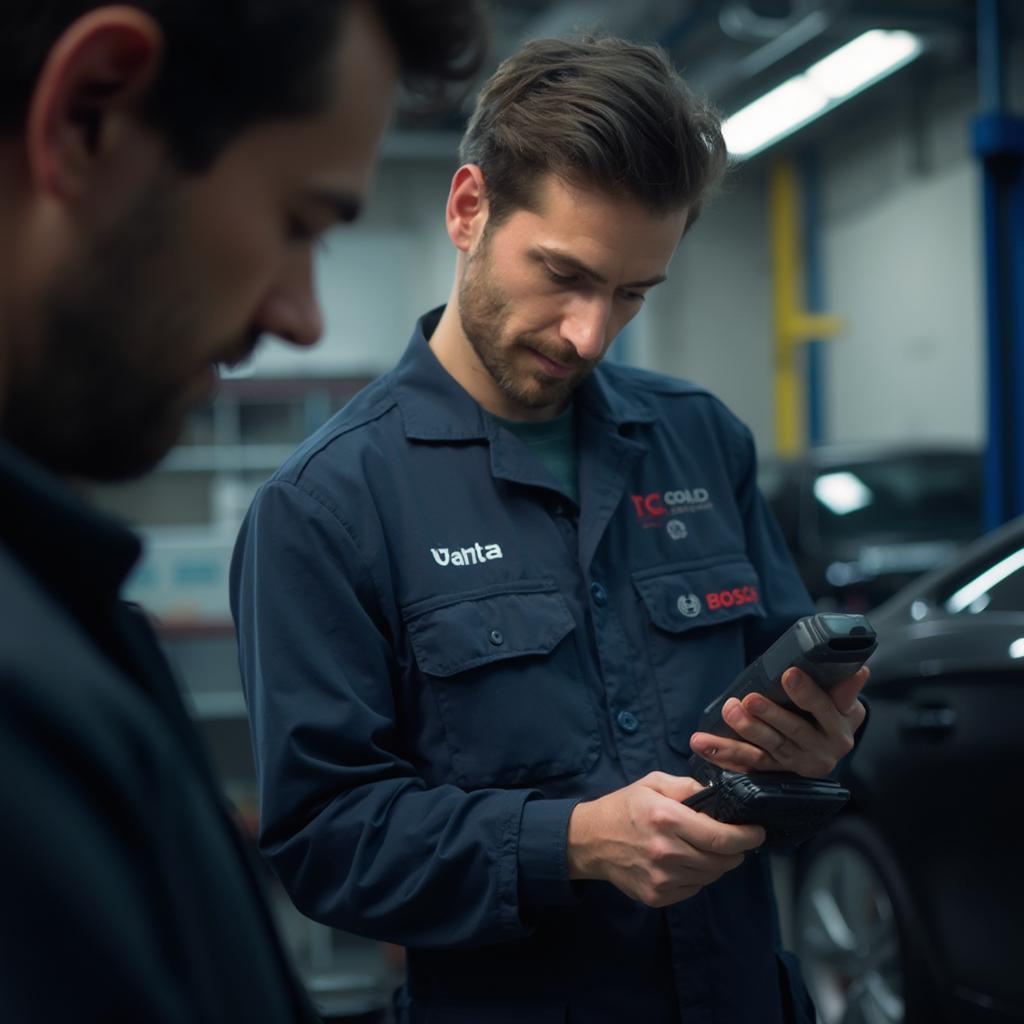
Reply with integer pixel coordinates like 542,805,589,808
633,555,765,756
404,581,599,789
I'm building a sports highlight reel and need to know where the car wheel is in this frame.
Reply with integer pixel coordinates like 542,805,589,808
793,817,936,1024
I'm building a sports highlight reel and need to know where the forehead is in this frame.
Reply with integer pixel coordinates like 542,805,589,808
495,174,688,276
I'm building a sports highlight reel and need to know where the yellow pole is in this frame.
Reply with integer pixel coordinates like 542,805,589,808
769,159,844,457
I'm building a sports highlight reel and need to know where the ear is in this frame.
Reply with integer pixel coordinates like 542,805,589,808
445,164,490,253
26,7,163,201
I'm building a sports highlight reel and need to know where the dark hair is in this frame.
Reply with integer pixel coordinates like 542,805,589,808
460,36,726,231
0,0,488,170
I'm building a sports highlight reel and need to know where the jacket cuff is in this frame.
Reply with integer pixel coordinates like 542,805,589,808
516,796,581,914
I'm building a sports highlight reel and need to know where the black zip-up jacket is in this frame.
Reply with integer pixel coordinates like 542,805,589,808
0,440,317,1023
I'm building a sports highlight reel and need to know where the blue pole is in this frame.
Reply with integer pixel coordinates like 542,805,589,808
1012,159,1024,515
801,150,825,447
974,0,1024,529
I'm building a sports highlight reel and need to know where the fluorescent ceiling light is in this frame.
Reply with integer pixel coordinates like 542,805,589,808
723,29,924,159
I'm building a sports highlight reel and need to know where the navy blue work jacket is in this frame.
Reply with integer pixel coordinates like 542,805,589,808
231,308,818,1024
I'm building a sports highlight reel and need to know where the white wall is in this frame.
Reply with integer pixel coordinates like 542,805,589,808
819,69,985,446
643,163,776,447
642,66,992,457
240,158,458,378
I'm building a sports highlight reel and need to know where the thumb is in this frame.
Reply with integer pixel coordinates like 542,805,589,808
640,771,704,803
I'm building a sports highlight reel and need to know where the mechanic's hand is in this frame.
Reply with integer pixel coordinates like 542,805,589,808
688,666,869,778
566,771,765,908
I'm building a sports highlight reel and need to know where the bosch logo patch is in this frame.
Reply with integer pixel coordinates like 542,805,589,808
706,586,760,610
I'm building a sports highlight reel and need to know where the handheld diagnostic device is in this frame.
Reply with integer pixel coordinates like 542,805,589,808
695,613,877,740
684,613,876,847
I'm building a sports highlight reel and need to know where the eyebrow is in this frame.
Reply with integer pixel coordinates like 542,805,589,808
532,245,668,289
304,188,362,225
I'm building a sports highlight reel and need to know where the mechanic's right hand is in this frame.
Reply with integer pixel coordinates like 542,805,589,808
566,771,765,908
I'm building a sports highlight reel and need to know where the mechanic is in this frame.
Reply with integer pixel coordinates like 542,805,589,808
232,36,868,1024
0,2,484,1020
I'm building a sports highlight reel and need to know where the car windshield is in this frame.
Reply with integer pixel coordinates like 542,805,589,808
939,538,1024,615
811,453,981,545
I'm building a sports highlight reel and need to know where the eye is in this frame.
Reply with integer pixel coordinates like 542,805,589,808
287,214,313,239
287,214,334,253
545,266,578,286
620,290,646,304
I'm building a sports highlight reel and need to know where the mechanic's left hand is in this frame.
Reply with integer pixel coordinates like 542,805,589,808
688,667,869,779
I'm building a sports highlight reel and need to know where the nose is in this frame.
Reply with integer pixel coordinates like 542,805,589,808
560,296,612,361
258,249,324,349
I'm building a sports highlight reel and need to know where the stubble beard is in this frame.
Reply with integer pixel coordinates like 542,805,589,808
457,237,591,415
4,176,228,482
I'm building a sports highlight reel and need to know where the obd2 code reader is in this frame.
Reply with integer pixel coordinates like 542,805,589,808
684,613,877,848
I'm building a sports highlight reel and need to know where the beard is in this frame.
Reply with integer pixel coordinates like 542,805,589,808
457,232,595,416
3,176,244,482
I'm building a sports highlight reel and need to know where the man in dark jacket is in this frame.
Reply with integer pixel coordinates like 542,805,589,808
233,36,868,1024
0,2,484,1021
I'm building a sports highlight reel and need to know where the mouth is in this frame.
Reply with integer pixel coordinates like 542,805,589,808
528,346,576,379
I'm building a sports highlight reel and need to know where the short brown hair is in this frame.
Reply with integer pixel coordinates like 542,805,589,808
459,36,727,231
1,0,488,170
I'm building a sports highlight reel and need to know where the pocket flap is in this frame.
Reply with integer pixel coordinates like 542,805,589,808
633,556,765,634
404,584,575,678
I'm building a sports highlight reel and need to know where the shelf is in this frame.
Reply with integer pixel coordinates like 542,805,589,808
159,445,298,473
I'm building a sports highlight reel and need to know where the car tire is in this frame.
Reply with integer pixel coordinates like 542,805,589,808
792,816,939,1024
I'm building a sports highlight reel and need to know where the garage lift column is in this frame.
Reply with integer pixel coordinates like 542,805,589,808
769,158,843,456
975,0,1024,528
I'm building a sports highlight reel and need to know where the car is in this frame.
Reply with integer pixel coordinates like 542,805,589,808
790,515,1024,1024
758,444,984,612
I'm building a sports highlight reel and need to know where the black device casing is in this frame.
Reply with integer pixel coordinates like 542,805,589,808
696,614,877,740
685,760,851,848
684,614,876,846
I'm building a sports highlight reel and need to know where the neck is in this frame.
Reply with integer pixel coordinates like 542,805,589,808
428,284,504,415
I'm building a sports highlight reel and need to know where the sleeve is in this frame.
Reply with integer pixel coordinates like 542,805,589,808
230,479,576,949
0,675,190,1024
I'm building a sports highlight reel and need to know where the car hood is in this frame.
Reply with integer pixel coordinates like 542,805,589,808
866,612,1024,684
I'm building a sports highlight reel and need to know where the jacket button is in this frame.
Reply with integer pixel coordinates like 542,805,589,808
590,582,608,606
488,629,504,646
616,710,639,734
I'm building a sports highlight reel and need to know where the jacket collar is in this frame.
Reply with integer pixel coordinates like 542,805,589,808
388,306,655,441
0,439,141,611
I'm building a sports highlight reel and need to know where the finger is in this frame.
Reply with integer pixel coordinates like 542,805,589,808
641,771,705,803
741,688,823,750
778,668,837,721
688,731,779,773
679,807,766,855
829,666,870,715
720,696,802,762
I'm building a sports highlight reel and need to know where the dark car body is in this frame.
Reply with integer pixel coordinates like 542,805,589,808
759,444,984,612
792,516,1024,1023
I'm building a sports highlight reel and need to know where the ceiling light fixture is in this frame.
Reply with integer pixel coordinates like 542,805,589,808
723,29,925,159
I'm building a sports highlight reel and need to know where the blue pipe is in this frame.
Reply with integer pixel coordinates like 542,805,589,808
800,150,825,447
1012,157,1024,514
977,0,1006,113
974,0,1024,529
